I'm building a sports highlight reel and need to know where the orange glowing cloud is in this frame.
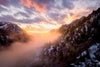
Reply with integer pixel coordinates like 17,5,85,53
20,0,47,13
20,0,32,8
32,2,47,13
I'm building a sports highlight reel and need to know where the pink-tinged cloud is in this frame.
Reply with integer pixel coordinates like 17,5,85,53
20,0,32,8
0,0,8,6
20,0,48,13
32,2,47,13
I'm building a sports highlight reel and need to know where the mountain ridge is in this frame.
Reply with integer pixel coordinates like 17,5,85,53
0,21,29,47
36,7,100,67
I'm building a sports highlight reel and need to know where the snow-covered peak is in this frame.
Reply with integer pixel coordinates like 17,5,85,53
0,21,29,47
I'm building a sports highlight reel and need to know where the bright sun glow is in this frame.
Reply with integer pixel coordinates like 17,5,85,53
16,22,61,34
64,14,77,24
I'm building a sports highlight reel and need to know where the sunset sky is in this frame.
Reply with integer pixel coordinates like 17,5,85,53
0,0,100,33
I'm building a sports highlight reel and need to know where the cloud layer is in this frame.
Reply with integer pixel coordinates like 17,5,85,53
0,0,100,30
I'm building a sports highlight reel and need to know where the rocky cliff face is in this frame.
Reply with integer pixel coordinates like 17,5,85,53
0,22,29,47
39,8,100,67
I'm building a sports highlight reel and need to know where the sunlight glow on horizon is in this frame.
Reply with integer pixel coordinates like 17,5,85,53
16,21,61,34
13,7,96,34
64,14,77,24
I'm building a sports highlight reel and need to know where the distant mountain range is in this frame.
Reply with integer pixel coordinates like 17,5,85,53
0,22,29,47
37,8,100,67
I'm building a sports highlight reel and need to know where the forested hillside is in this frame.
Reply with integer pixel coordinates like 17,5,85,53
38,8,100,67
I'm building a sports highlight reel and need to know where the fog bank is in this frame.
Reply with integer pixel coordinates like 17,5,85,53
0,31,61,67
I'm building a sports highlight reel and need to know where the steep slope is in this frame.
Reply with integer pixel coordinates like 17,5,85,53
39,8,100,67
0,22,29,47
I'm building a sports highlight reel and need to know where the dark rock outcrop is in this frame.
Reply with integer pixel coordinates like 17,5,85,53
0,22,29,47
38,8,100,67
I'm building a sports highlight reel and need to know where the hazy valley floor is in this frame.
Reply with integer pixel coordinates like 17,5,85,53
0,32,61,67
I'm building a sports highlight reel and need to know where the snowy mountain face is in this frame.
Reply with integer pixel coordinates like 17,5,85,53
0,22,29,47
38,8,100,67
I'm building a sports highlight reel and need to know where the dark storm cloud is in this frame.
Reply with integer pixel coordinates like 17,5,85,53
0,15,17,22
0,15,42,23
8,0,21,7
32,17,42,22
0,0,20,7
49,12,67,21
24,7,35,14
48,12,67,24
14,12,30,18
16,18,42,23
0,5,7,11
34,0,54,5
62,0,75,9
0,0,8,6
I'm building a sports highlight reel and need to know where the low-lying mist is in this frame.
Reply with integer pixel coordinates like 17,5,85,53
0,31,61,67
